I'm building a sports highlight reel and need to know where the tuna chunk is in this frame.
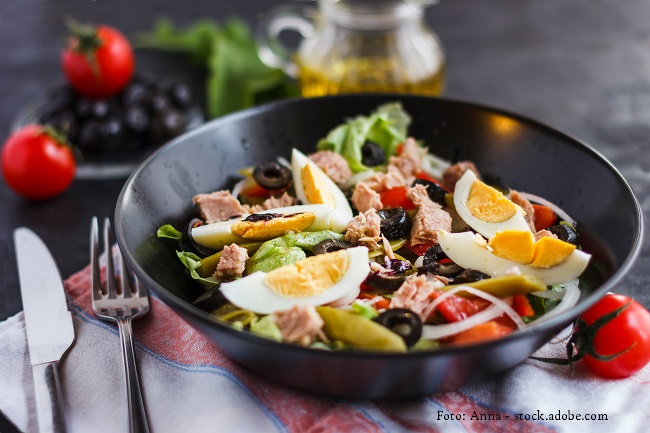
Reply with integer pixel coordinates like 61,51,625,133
388,137,422,181
390,275,445,322
193,190,248,223
351,182,383,212
309,150,353,185
363,167,407,192
510,190,536,232
535,229,557,241
272,304,326,346
407,184,452,246
345,208,382,250
442,161,480,191
214,244,248,279
242,192,297,214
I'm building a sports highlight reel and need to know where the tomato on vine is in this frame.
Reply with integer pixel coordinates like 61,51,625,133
1,125,76,200
62,22,134,98
532,293,650,378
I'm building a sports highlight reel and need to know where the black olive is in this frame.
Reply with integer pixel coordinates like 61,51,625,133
91,99,110,119
422,244,448,267
313,239,354,255
384,258,412,274
182,218,218,258
411,178,448,205
244,213,282,222
123,106,151,133
253,162,293,190
150,92,171,112
361,140,386,166
75,97,93,119
375,308,422,346
377,207,412,240
438,262,464,277
452,269,490,284
192,284,227,313
162,109,186,136
170,83,192,109
122,81,152,107
548,224,579,245
77,119,101,153
362,272,405,291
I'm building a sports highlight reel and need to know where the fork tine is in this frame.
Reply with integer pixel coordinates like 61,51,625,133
103,217,118,299
90,216,103,300
118,245,133,298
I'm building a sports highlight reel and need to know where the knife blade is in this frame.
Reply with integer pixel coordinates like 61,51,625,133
14,227,75,433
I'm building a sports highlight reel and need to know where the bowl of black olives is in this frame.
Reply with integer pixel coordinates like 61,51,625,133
13,72,203,180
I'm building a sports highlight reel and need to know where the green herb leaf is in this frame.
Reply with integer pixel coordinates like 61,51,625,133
157,224,182,240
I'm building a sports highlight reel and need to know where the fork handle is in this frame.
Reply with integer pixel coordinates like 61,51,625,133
117,318,151,433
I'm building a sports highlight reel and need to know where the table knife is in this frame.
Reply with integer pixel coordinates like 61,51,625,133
14,228,75,433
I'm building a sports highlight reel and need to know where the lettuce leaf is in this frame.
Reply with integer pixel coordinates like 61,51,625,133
317,102,411,173
176,251,220,288
249,315,283,342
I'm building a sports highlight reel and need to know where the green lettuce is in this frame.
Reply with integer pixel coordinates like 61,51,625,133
249,315,283,342
176,251,220,288
317,102,412,172
246,230,344,274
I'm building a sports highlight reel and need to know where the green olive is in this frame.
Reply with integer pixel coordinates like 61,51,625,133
443,274,547,298
316,306,407,352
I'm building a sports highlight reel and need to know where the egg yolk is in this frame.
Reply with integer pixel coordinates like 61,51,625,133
488,230,535,264
467,180,517,223
529,236,576,268
264,250,349,297
488,230,576,268
301,164,335,208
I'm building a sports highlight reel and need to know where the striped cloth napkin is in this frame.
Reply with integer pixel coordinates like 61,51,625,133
1,262,649,433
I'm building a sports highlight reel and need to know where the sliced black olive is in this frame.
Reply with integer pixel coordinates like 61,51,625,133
547,224,579,245
253,162,293,190
243,213,283,222
377,207,412,240
422,244,448,267
384,258,412,274
182,218,218,258
417,261,464,278
452,269,491,284
313,239,354,255
375,308,422,346
361,140,385,166
411,178,448,205
192,284,227,313
362,272,405,291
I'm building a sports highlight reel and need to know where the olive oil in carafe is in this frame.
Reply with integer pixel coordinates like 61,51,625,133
298,58,446,97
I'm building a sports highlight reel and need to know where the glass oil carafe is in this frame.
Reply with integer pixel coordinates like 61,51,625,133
257,0,446,97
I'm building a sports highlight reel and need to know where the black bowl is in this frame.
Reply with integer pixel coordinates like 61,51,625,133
115,94,642,398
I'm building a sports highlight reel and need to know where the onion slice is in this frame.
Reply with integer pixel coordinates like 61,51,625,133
231,178,247,199
421,285,526,341
517,192,576,227
530,280,580,324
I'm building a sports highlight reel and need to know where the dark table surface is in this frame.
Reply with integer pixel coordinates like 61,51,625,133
2,0,650,431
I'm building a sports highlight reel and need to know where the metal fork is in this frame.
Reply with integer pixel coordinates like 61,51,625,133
91,217,151,433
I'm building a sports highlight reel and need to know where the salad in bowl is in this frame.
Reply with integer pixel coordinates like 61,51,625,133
158,103,591,353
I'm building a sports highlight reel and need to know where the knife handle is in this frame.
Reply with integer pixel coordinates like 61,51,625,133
32,362,67,433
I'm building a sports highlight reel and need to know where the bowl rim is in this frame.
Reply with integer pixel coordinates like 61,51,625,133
115,93,644,359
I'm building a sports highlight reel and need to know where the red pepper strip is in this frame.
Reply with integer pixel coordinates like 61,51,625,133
379,186,415,210
512,294,535,317
532,203,558,231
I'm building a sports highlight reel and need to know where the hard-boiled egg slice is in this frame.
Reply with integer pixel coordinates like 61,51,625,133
192,204,335,250
437,230,590,286
220,246,369,314
453,170,531,238
292,148,353,232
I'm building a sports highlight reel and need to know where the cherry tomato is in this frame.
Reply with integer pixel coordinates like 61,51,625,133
62,23,134,98
579,293,650,378
1,125,76,200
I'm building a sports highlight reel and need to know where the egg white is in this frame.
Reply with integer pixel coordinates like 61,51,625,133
219,246,369,315
291,148,353,233
453,170,531,239
191,204,336,250
437,230,591,286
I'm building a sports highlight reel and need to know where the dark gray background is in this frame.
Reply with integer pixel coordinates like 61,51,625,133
2,0,650,431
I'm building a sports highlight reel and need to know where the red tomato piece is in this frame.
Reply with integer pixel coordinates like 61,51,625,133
452,321,514,345
512,294,535,317
429,290,491,323
62,24,135,98
578,293,650,378
404,241,434,256
532,204,557,231
1,125,76,200
379,186,415,210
